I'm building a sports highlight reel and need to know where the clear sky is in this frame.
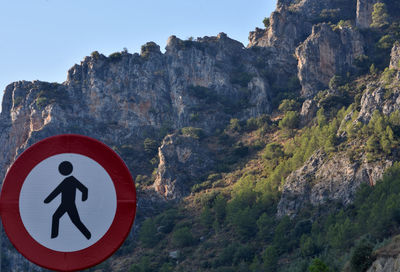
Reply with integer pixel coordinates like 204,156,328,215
0,0,277,108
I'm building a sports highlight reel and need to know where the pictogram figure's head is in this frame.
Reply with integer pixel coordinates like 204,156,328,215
59,161,73,176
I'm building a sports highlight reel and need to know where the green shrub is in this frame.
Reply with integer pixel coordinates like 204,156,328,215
228,206,257,238
139,218,159,247
143,138,158,156
217,243,237,266
381,68,396,87
213,194,227,224
279,111,300,129
389,110,400,133
308,258,330,272
208,173,221,181
191,180,212,193
370,63,378,75
256,213,274,240
200,206,214,227
371,2,389,29
329,75,345,90
135,175,152,186
172,227,195,247
332,20,353,31
141,42,160,58
91,51,100,59
350,241,374,272
263,143,284,160
263,17,270,28
233,244,254,264
262,246,278,272
36,97,48,109
181,127,205,139
159,263,174,272
326,218,355,249
35,85,69,109
129,256,154,272
279,111,300,137
228,118,241,132
377,35,394,50
278,99,300,113
245,117,259,131
108,52,122,62
300,235,317,257
319,8,340,23
155,209,178,234
273,216,292,253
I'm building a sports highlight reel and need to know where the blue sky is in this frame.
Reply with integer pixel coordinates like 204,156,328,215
0,0,276,108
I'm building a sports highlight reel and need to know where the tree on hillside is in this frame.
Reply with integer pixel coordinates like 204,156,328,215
371,2,390,29
350,241,374,272
279,111,300,137
308,258,330,272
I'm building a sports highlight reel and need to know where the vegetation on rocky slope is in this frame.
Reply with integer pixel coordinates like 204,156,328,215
98,1,400,271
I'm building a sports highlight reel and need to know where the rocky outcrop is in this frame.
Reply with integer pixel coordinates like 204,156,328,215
367,256,400,272
248,0,357,84
356,0,379,28
390,42,400,70
248,8,312,84
358,84,400,123
0,33,273,183
296,23,365,97
277,150,392,218
300,99,317,126
367,236,400,272
357,44,400,123
153,133,214,200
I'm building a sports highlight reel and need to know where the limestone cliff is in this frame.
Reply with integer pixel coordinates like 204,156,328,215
367,236,400,272
0,32,272,199
277,150,392,218
154,133,214,200
356,0,379,28
358,43,400,123
296,23,365,97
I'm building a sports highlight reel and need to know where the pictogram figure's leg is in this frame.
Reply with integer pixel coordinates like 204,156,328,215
67,205,91,240
51,206,67,238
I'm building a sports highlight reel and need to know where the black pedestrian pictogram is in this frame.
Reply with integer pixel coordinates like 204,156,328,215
44,161,91,240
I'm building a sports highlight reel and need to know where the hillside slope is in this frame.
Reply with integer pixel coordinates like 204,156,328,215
2,0,400,271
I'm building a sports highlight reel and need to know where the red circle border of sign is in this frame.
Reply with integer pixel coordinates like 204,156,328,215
0,134,137,272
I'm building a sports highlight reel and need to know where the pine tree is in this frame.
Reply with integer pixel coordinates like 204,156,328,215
371,2,390,29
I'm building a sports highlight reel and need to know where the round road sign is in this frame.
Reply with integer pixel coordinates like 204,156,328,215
0,134,136,271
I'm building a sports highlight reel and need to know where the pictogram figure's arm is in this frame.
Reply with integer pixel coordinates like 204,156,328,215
74,177,88,201
44,183,63,203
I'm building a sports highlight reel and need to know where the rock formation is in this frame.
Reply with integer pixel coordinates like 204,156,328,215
277,150,392,218
367,236,400,272
154,133,214,200
296,23,365,97
356,0,379,28
390,42,400,70
358,43,400,123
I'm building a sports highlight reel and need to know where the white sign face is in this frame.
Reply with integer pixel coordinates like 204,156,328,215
19,153,117,252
